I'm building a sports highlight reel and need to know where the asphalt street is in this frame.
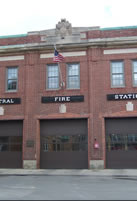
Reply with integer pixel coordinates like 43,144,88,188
0,175,137,200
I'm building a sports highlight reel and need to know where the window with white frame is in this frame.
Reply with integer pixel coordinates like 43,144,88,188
7,67,18,91
132,61,137,86
111,61,125,87
47,64,59,89
67,63,80,89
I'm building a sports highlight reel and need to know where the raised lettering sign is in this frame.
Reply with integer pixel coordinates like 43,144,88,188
107,94,137,101
42,95,84,103
0,98,21,105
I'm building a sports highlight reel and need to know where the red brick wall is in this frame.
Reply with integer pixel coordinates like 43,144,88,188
37,54,89,115
0,59,25,116
0,27,137,167
0,35,41,46
0,51,91,165
90,47,137,161
87,28,137,39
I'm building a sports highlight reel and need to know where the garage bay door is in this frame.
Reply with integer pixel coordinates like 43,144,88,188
40,119,88,169
0,120,23,168
106,118,137,169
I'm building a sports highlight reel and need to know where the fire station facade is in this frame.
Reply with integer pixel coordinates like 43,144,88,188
0,19,137,169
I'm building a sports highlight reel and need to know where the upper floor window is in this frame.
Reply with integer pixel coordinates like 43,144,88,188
132,61,137,86
7,67,18,91
67,63,80,89
47,64,59,89
111,61,125,87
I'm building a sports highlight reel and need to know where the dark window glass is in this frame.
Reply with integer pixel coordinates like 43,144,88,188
0,136,22,152
132,61,137,86
106,134,137,151
7,67,18,91
7,80,17,90
47,65,59,89
41,135,87,152
67,64,80,89
111,62,124,87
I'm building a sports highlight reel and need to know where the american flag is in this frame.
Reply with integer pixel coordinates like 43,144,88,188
53,49,64,62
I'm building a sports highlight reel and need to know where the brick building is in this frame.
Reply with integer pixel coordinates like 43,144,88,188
0,19,137,169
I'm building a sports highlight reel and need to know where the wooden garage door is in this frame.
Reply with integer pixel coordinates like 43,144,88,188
40,119,88,169
0,120,23,168
106,118,137,169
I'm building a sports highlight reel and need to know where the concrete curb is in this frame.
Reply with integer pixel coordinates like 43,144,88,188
0,169,137,176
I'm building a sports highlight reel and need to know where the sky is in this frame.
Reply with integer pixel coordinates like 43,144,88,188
0,0,137,36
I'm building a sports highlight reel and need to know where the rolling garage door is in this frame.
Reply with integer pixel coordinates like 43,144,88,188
106,118,137,169
0,120,23,168
40,119,88,169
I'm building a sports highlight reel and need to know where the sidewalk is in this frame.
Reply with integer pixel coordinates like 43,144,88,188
0,169,137,176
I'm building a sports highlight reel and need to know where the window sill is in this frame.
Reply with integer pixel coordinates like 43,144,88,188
46,88,61,91
111,86,125,89
5,90,18,93
66,88,80,90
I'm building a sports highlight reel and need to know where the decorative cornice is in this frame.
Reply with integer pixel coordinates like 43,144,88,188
55,19,72,39
0,36,137,53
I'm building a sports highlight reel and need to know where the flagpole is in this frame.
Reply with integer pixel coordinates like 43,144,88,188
58,62,64,88
54,44,56,50
54,44,64,88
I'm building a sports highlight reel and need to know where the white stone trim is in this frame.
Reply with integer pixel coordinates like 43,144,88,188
89,160,104,169
40,51,86,59
0,55,24,61
40,53,53,58
80,33,86,39
0,107,4,115
23,160,37,169
126,102,134,111
104,48,137,55
59,104,66,113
